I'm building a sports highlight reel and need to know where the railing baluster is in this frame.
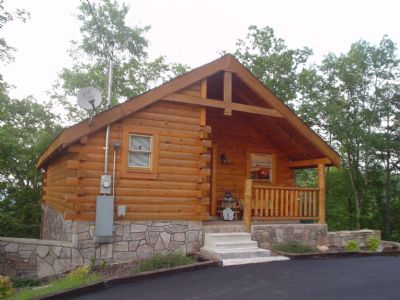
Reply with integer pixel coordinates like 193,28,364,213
271,189,275,217
255,188,259,216
313,190,317,217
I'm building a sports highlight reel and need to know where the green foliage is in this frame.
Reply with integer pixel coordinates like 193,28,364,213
272,242,317,254
0,0,30,64
0,275,13,299
345,240,360,252
11,278,40,289
295,169,317,188
53,0,189,122
232,26,313,108
326,168,356,230
8,273,101,300
67,265,90,279
138,253,196,272
366,236,380,252
0,90,62,238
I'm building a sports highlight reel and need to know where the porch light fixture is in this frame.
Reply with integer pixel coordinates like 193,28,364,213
220,153,228,165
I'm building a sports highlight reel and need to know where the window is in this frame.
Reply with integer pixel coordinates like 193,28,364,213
128,134,152,169
121,126,159,179
249,153,274,182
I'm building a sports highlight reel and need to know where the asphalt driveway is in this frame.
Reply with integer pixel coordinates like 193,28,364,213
72,256,400,300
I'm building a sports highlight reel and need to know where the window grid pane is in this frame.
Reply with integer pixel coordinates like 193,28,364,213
129,135,152,152
128,134,152,169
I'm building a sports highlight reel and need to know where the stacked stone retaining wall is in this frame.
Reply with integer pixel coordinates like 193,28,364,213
0,238,78,279
251,224,328,249
327,230,381,247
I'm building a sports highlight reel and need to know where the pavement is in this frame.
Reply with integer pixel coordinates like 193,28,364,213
71,256,400,300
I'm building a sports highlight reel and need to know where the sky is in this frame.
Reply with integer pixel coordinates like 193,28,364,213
1,0,400,103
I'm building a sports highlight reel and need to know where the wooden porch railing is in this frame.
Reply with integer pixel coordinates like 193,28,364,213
243,179,323,232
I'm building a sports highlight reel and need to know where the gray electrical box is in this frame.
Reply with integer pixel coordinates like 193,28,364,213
100,174,112,194
95,195,114,243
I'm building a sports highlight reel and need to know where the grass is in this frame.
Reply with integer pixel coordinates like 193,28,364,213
138,252,196,272
7,273,102,300
272,242,318,254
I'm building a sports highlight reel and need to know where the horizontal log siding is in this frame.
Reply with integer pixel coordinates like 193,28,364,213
57,88,208,221
42,153,75,213
207,109,294,207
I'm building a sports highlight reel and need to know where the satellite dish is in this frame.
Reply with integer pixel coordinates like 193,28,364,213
77,87,102,110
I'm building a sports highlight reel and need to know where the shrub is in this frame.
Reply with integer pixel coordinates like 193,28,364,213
67,265,90,279
0,275,14,299
366,236,380,252
12,277,40,288
138,252,196,272
345,240,359,252
272,242,317,254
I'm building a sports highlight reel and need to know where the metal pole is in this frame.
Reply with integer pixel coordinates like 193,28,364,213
103,44,113,175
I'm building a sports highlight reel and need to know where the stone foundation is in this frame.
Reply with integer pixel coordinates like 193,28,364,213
251,224,329,249
0,205,203,278
73,220,203,265
41,205,72,242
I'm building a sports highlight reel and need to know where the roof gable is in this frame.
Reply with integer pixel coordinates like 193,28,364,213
37,54,340,168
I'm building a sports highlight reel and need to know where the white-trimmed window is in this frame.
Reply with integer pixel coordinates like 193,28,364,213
128,134,152,169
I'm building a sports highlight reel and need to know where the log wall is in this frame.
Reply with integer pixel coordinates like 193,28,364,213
42,82,296,221
43,83,210,221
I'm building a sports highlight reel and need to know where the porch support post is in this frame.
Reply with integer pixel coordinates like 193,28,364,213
210,144,218,216
317,163,326,224
244,179,252,232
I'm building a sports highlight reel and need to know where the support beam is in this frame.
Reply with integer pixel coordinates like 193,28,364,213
162,94,283,118
317,163,326,224
201,79,207,98
223,71,232,116
211,144,218,216
244,179,252,232
286,158,333,169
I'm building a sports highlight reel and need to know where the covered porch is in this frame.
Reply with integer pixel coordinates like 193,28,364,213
192,70,337,229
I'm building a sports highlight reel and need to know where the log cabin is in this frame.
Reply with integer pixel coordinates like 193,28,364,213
36,54,340,259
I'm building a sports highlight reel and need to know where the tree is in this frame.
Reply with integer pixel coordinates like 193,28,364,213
232,26,313,108
0,86,62,237
0,0,29,64
52,0,188,122
316,37,400,234
0,1,60,238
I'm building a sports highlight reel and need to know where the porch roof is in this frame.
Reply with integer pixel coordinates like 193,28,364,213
37,54,340,169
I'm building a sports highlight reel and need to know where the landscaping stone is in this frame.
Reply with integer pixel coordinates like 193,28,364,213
317,245,329,252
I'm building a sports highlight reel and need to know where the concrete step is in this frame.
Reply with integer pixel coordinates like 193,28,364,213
201,247,270,260
206,240,258,250
204,232,252,243
200,232,290,266
222,256,290,266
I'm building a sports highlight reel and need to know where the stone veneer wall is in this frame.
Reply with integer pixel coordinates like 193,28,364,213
327,230,381,247
251,224,329,249
41,205,72,242
74,220,203,266
0,238,79,278
0,205,203,279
